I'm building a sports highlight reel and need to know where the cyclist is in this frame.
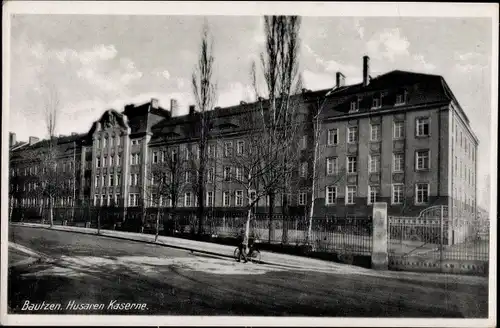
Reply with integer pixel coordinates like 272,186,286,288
236,229,248,263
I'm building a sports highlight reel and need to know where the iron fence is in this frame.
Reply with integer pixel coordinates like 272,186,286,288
388,215,489,262
10,206,373,256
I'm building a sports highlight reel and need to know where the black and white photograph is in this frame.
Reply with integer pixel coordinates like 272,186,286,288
1,2,497,326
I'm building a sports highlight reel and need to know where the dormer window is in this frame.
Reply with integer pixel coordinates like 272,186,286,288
349,97,360,113
395,90,408,106
372,93,382,109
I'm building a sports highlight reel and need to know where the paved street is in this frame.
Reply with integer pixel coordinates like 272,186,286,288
8,225,488,317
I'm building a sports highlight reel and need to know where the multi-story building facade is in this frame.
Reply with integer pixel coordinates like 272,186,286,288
9,56,479,219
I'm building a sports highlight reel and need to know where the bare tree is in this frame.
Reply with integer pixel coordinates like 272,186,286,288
144,147,190,241
214,102,303,248
251,15,303,243
304,96,346,247
191,21,218,237
39,82,61,226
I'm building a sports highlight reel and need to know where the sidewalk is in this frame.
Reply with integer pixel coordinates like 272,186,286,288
9,222,489,285
10,222,353,271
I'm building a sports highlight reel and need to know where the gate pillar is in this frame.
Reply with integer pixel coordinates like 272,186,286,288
372,202,388,270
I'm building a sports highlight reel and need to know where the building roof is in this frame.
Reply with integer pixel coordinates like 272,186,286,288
317,70,455,119
9,133,85,162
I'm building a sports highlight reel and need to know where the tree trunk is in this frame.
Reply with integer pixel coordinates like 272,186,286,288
155,206,161,242
267,192,275,243
97,206,101,235
49,197,54,227
244,206,252,248
282,195,289,244
307,174,317,246
9,196,14,222
197,148,205,237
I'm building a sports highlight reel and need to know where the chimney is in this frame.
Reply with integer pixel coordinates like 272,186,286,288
240,101,247,105
363,55,370,87
336,72,345,88
29,136,39,145
189,105,196,115
9,132,16,147
170,99,179,117
151,98,159,109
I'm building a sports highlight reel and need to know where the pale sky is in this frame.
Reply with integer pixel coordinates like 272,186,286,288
8,14,494,207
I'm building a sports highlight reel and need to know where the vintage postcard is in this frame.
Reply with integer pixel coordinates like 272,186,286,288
1,1,497,327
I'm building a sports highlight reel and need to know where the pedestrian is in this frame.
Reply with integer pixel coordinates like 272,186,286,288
237,229,248,263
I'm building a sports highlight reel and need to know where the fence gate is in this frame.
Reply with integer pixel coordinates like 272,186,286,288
388,205,488,275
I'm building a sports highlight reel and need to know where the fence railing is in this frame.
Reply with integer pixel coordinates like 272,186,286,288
10,206,373,256
388,215,489,262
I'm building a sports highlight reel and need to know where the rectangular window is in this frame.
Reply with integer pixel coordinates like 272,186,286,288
206,191,214,207
96,157,101,168
298,192,307,206
326,157,338,175
101,175,106,187
235,190,243,206
326,186,337,205
235,167,243,181
153,151,158,164
116,136,121,146
393,153,404,172
370,124,381,141
350,100,359,112
395,91,407,105
347,156,357,174
103,137,108,148
392,122,405,139
96,139,101,148
237,140,244,155
116,174,121,186
94,195,99,206
369,155,380,173
327,129,339,146
128,194,134,207
224,141,232,157
392,184,403,204
110,136,114,147
101,194,106,206
416,117,430,137
183,192,191,207
372,97,381,109
347,126,358,143
346,186,356,205
207,167,215,183
416,150,430,170
171,149,177,162
368,185,380,204
415,183,430,204
208,144,215,158
109,175,114,187
300,136,307,150
223,191,230,207
224,166,231,181
107,194,112,206
454,156,458,175
300,162,308,178
116,154,121,166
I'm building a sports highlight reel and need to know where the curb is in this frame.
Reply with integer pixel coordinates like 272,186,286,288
10,223,300,269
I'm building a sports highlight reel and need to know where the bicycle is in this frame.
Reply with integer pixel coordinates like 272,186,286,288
234,240,261,263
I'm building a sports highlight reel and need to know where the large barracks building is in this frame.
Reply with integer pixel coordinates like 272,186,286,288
9,56,478,218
